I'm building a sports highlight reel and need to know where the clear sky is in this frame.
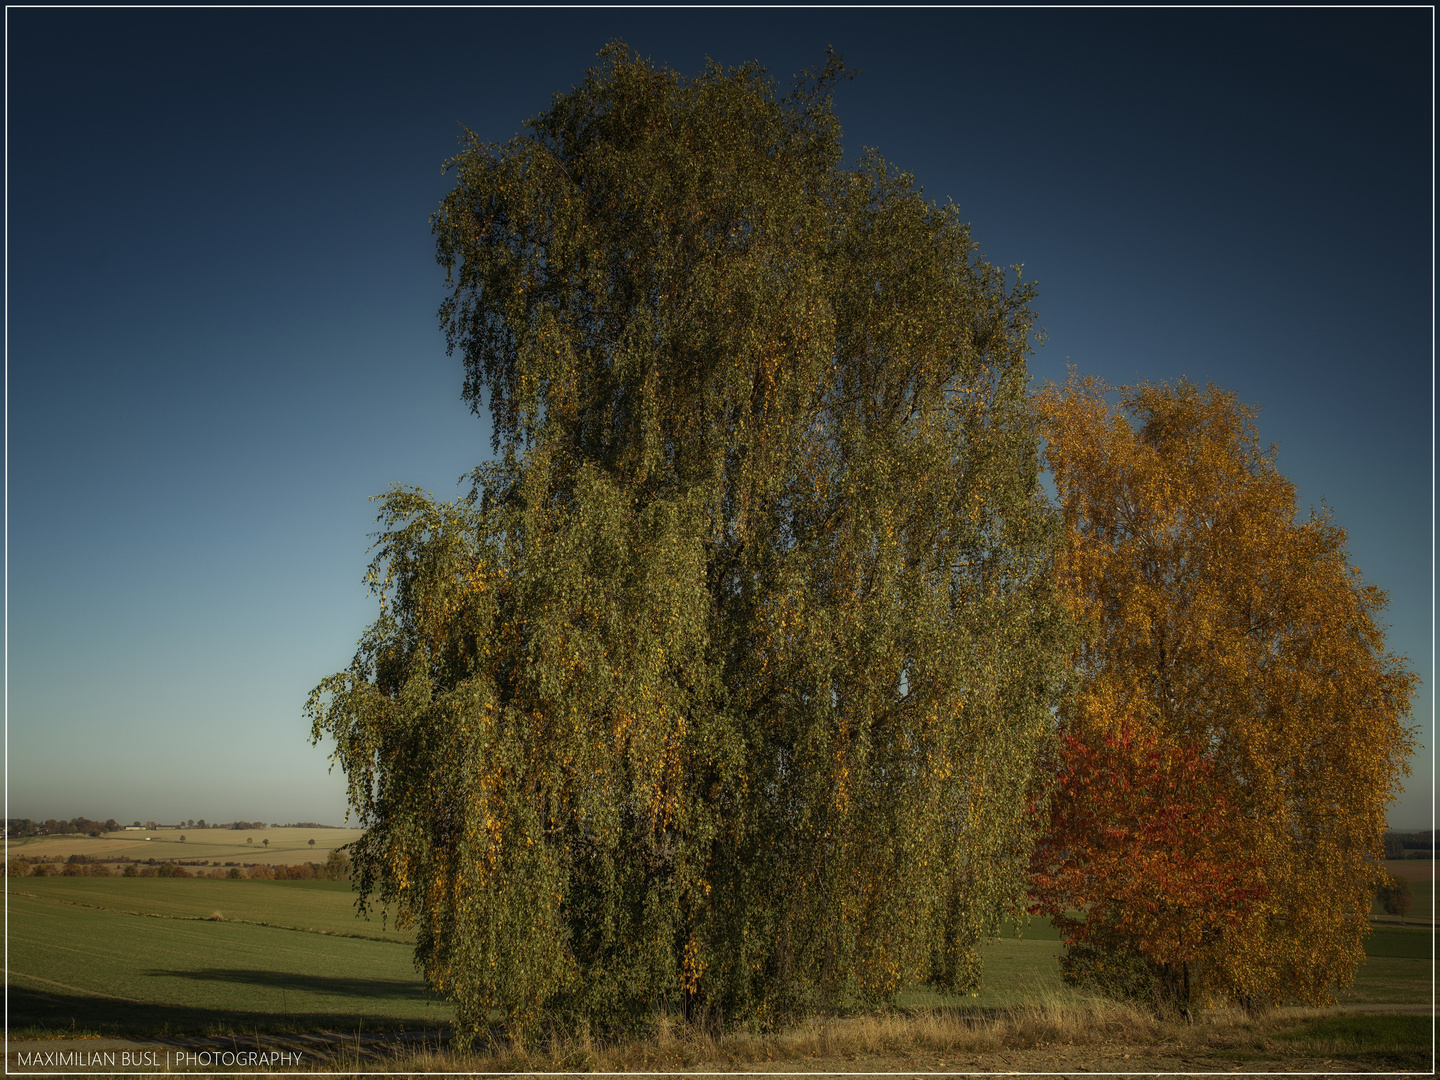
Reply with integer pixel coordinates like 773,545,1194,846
7,9,1431,830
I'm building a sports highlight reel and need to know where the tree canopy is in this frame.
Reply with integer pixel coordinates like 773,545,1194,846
308,44,1068,1040
1031,374,1416,1014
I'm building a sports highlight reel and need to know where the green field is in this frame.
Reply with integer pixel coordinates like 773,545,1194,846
7,878,1432,1038
1338,926,1433,1006
1273,1013,1433,1073
9,878,437,1037
10,877,412,942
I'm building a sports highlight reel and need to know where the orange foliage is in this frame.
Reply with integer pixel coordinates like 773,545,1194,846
1034,374,1416,1012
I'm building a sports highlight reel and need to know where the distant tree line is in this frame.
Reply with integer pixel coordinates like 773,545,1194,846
7,849,351,881
4,817,340,837
1384,831,1436,860
6,817,120,837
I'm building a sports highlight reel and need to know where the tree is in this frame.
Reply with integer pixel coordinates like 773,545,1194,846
262,838,270,848
1032,374,1416,1013
322,848,352,881
1376,873,1413,917
1029,721,1265,1016
179,835,186,843
309,838,316,848
308,44,1067,1041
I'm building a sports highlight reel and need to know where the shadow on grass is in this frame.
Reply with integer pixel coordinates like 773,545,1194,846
1275,1013,1432,1072
142,968,432,1002
8,985,447,1040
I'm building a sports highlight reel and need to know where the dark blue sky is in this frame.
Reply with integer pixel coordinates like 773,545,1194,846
8,9,1431,828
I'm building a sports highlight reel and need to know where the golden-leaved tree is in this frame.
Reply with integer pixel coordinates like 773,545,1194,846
1032,374,1416,1014
307,45,1069,1041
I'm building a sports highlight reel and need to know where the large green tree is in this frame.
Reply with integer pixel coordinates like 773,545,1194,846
308,44,1068,1041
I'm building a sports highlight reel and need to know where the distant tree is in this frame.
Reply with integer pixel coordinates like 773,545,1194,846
228,867,243,879
322,849,352,881
179,835,186,843
247,836,253,845
104,819,119,832
310,44,1067,1041
1377,874,1413,917
262,838,269,848
133,821,141,827
197,819,207,829
1034,375,1418,1013
308,839,316,848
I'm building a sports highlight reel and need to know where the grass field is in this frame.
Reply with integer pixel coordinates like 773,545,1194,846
1384,858,1437,883
7,827,363,867
1337,926,1434,1007
10,877,412,942
8,876,1431,1044
8,878,434,1038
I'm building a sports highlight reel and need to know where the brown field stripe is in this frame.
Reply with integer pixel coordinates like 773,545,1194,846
6,969,149,1004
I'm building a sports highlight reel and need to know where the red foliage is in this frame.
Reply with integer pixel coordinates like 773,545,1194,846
1029,722,1265,1009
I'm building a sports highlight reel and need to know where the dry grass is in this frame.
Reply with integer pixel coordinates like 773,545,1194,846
7,828,363,866
293,994,1429,1074
89,993,1435,1075
475,994,1163,1072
